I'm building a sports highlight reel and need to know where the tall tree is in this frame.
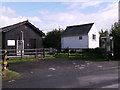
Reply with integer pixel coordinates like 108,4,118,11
43,28,64,50
110,22,120,58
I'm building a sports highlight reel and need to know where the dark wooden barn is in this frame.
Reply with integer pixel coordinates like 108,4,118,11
0,20,44,52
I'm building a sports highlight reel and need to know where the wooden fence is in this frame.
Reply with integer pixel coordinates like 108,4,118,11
0,48,57,59
0,48,108,60
61,48,83,56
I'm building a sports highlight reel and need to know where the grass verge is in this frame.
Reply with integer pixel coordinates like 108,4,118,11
0,55,55,64
55,53,69,59
2,69,20,81
7,57,38,63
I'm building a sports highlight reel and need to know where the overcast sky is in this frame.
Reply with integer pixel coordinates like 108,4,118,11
0,0,119,33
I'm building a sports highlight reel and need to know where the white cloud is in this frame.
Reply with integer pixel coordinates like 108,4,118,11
40,2,118,32
65,1,102,10
2,16,41,27
1,0,118,2
0,16,26,27
0,6,17,16
39,10,49,15
26,16,42,22
0,6,42,28
0,2,118,34
96,2,118,30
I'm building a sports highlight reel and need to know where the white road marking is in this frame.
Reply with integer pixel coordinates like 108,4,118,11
47,74,56,77
49,67,56,70
98,66,102,68
8,80,15,83
79,67,84,69
101,84,118,88
81,65,85,67
75,65,80,68
30,72,34,74
87,63,90,65
73,63,76,65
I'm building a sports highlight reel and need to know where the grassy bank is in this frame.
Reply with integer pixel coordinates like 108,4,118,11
2,69,20,81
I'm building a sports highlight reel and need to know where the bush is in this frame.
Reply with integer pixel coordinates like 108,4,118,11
83,48,106,58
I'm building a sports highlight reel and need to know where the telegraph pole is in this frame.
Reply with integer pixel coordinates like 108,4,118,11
118,0,120,22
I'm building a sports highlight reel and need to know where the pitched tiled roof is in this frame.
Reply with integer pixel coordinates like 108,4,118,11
62,23,94,37
0,20,45,35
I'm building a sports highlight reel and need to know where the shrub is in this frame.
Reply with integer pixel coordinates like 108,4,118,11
83,48,106,58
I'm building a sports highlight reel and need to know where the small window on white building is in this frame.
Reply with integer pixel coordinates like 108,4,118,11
79,36,82,40
92,34,96,40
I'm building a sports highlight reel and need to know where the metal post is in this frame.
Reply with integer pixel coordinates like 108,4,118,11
119,0,120,22
35,49,37,58
21,31,24,56
2,50,8,71
43,48,45,58
21,31,24,40
55,49,58,56
81,49,83,58
111,40,114,57
68,48,70,57
21,50,23,59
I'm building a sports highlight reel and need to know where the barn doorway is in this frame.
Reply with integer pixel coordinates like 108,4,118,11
17,40,24,55
30,39,36,49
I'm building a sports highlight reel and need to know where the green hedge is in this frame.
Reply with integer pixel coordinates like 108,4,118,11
83,48,106,58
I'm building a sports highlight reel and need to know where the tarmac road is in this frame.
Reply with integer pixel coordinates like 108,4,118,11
2,58,120,89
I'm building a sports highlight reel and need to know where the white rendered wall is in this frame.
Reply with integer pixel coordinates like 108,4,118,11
88,24,99,48
61,35,88,49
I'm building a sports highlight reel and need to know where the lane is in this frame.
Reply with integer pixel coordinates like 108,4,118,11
102,84,119,88
2,59,119,88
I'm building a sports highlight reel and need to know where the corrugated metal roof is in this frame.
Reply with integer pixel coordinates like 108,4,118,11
62,23,94,37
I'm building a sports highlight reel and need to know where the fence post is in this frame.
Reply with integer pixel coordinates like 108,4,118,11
43,48,45,58
55,49,58,56
21,50,23,59
80,49,82,57
35,49,37,58
2,50,8,71
68,48,70,57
